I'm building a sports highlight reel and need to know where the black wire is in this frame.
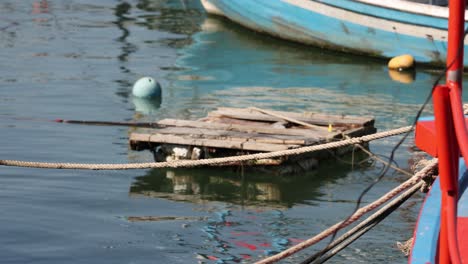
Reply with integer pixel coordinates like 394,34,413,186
311,185,419,264
324,146,399,170
324,148,371,167
301,27,468,264
56,119,162,128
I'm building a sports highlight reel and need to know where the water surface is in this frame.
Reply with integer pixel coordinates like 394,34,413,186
0,0,459,263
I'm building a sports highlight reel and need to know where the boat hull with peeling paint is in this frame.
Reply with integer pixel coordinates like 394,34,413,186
410,158,468,263
201,0,468,66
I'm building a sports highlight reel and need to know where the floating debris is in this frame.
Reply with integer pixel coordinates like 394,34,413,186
129,107,376,173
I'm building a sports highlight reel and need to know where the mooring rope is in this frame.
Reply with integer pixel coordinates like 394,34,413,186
254,158,438,264
302,175,424,263
0,126,412,170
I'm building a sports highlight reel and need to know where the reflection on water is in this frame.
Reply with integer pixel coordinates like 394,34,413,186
114,2,137,64
0,0,448,263
32,0,49,15
388,69,416,84
112,0,204,101
130,157,370,208
132,96,161,114
129,157,378,262
163,17,445,127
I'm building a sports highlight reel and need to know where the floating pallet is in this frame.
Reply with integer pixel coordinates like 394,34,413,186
129,107,376,173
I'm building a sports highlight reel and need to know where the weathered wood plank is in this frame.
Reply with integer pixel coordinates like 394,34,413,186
342,125,377,138
130,133,300,152
157,119,335,138
249,107,326,131
210,107,374,126
220,107,374,124
137,126,319,145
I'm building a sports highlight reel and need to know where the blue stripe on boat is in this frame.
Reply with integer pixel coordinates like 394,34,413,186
457,169,468,216
317,0,450,30
203,0,468,65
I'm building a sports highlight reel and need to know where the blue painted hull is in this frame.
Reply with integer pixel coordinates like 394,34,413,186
410,158,468,263
201,0,468,66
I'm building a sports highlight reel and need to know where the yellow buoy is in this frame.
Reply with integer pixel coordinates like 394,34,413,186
388,54,415,70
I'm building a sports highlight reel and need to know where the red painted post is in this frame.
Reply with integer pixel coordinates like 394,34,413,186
435,0,465,262
433,86,459,264
446,0,465,74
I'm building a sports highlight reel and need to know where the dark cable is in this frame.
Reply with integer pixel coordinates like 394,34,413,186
310,184,419,264
55,119,162,128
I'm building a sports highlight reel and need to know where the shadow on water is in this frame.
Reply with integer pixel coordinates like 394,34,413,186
129,154,371,208
135,0,203,38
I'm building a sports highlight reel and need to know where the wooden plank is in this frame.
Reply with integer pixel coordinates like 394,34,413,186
249,107,326,131
210,107,374,126
342,126,377,138
130,133,300,152
138,126,319,145
219,107,374,124
157,119,334,138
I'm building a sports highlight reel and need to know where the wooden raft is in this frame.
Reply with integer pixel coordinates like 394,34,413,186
129,107,376,173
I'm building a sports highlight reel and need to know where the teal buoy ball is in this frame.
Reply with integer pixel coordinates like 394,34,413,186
132,77,161,98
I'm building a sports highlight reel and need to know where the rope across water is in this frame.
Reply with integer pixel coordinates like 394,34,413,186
255,158,438,264
0,126,412,170
0,123,431,263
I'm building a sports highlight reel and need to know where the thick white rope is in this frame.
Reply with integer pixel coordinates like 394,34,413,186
0,126,412,170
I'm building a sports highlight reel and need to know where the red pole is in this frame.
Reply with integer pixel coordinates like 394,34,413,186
435,0,465,263
446,0,465,75
433,85,459,264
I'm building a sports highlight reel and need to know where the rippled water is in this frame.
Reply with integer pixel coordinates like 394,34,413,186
0,1,464,263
